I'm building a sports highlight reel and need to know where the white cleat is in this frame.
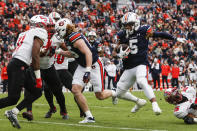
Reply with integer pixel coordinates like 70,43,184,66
112,96,118,105
131,99,147,113
78,117,95,124
152,102,162,115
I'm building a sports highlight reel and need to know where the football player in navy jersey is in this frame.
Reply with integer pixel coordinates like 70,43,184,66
112,12,187,115
55,18,121,123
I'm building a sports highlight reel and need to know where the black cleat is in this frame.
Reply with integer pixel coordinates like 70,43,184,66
45,107,57,118
60,112,69,120
22,111,33,121
5,110,21,129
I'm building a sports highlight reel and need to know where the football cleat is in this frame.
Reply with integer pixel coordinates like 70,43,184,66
131,99,147,113
60,112,69,120
22,111,33,121
79,117,95,124
152,102,162,115
112,96,118,105
44,107,57,118
5,110,21,129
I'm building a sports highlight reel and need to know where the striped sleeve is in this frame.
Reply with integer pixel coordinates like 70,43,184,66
146,25,152,33
68,32,82,43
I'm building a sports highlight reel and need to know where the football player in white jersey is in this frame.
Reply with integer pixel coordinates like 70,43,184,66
1,15,48,129
164,87,197,124
22,16,69,121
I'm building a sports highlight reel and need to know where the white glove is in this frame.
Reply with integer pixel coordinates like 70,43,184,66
117,46,130,59
177,38,187,43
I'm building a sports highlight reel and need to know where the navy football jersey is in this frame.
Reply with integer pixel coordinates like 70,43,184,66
65,32,98,67
117,25,152,69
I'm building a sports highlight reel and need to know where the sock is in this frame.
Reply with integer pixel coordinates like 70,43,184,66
12,107,19,115
152,101,158,107
111,90,116,97
85,110,93,118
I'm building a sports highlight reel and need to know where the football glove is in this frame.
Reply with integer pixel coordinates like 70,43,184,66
83,72,90,83
117,46,130,59
36,78,42,88
177,38,187,43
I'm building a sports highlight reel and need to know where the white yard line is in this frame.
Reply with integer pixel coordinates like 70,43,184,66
34,103,115,109
0,119,167,131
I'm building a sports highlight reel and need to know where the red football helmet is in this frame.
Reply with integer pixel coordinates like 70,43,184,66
164,88,183,105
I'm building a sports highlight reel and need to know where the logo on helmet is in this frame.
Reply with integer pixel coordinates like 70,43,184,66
59,21,64,26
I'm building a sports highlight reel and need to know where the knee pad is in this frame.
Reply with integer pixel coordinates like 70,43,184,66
184,116,195,124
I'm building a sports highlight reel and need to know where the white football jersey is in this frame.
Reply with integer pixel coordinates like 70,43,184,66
174,86,197,119
12,28,48,66
40,33,64,69
54,51,69,70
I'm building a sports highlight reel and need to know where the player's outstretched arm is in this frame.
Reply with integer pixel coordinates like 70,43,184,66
146,29,187,43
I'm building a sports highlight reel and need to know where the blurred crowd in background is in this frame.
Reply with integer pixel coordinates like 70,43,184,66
0,0,197,91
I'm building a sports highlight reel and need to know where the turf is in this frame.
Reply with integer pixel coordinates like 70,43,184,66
0,91,196,131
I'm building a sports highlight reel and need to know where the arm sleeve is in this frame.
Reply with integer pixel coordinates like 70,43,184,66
153,32,176,41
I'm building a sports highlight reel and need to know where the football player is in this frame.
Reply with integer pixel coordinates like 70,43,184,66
22,16,68,121
164,87,197,124
0,15,48,128
112,12,187,115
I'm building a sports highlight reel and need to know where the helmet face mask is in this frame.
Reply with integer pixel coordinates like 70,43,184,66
122,12,140,37
47,17,55,33
88,31,97,43
55,18,72,39
49,12,61,23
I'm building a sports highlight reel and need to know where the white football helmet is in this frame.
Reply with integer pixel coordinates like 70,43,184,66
122,12,140,36
30,15,48,29
164,88,183,105
49,12,61,23
55,18,72,39
88,31,97,43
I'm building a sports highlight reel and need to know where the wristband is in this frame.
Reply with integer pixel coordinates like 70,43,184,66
86,67,91,72
34,70,41,79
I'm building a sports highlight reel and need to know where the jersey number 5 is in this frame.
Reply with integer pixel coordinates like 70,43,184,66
129,39,138,54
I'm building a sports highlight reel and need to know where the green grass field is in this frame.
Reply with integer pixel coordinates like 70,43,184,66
0,91,196,131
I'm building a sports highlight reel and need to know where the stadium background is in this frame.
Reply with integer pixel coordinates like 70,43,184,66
0,0,196,130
